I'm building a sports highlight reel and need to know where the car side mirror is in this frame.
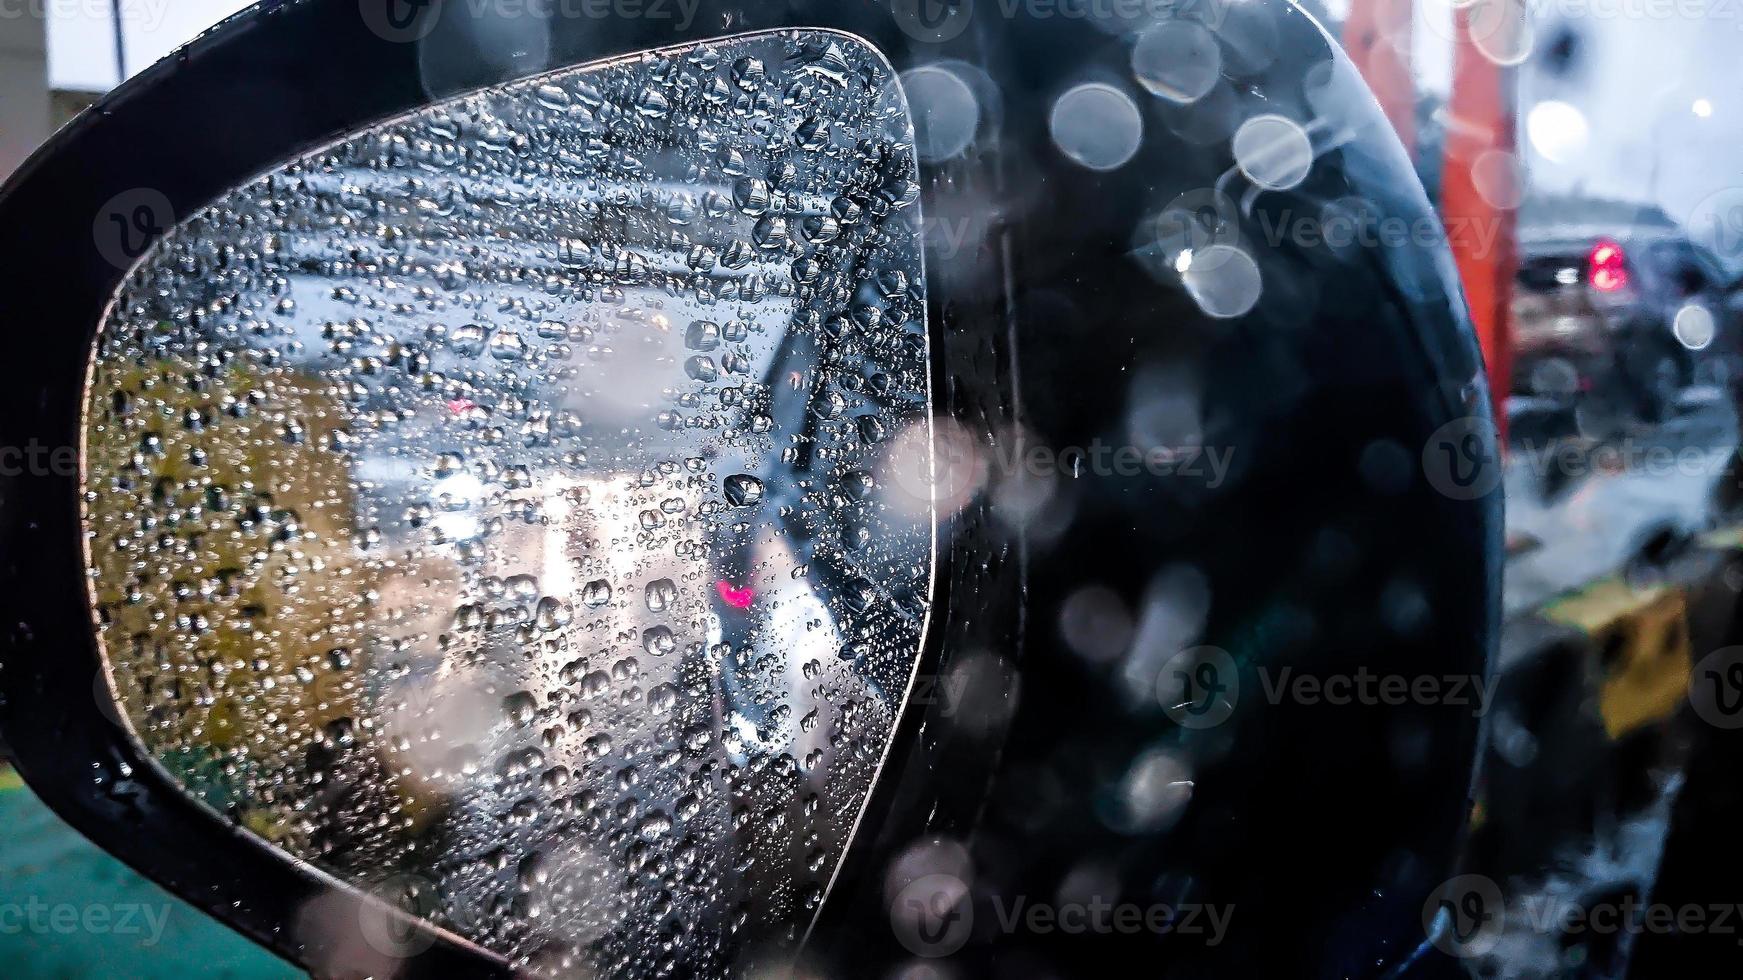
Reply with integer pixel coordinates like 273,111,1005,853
0,2,1500,976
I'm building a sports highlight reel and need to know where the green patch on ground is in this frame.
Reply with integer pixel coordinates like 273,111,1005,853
0,770,304,979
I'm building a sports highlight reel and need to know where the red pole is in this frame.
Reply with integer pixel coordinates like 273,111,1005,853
1439,3,1518,433
1343,0,1417,154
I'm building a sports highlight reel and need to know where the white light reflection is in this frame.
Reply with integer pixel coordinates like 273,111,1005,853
1526,100,1590,164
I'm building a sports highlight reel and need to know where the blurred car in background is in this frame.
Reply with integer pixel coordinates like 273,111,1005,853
1511,197,1742,423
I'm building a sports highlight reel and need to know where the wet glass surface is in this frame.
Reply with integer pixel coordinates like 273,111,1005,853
82,29,932,973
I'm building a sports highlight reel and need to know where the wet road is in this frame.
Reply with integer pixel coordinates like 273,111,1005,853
1503,386,1740,617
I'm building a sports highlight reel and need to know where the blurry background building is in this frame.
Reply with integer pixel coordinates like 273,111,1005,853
0,13,47,178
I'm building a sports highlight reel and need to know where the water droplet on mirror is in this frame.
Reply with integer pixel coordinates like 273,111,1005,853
722,474,765,507
581,580,613,608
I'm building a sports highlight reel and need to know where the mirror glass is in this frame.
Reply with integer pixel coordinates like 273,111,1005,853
81,29,932,974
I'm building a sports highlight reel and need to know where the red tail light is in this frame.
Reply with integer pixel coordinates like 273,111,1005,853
1589,240,1628,292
